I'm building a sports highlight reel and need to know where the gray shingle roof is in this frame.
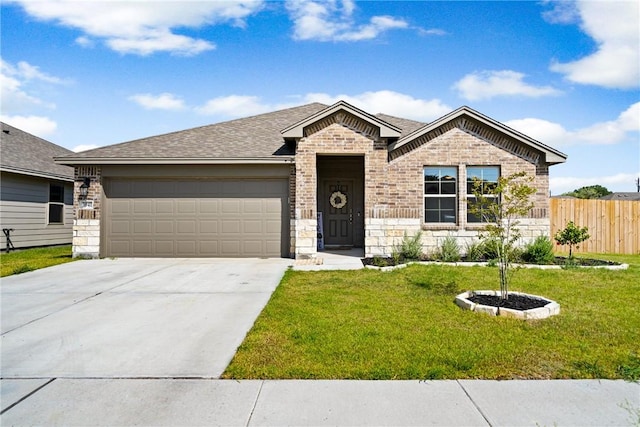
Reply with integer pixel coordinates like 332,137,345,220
374,113,426,138
599,192,640,201
1,122,74,180
59,103,329,163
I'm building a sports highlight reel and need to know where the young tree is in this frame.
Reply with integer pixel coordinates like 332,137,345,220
468,171,536,300
554,221,590,258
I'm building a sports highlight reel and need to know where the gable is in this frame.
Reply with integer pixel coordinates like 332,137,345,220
389,107,566,165
281,100,401,140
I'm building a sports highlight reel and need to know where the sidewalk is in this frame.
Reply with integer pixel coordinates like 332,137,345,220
2,378,638,426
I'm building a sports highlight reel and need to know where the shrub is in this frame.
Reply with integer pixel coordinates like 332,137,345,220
12,264,34,275
554,221,590,258
480,238,501,261
396,231,423,261
465,241,484,262
522,235,555,265
433,236,461,262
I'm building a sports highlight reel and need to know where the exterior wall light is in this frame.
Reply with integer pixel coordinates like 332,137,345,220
79,177,90,199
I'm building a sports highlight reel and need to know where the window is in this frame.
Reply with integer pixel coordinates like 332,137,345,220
48,184,64,224
467,166,500,223
424,166,457,223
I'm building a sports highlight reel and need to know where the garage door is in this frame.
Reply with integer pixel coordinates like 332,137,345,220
103,179,288,257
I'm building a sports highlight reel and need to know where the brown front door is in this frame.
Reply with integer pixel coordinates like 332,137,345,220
322,180,353,247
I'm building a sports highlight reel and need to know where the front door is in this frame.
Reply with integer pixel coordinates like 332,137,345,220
322,180,353,247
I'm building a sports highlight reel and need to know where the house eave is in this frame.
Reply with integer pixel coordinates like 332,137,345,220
54,156,296,166
0,165,74,182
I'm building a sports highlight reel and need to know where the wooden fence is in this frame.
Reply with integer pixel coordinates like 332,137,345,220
550,198,640,255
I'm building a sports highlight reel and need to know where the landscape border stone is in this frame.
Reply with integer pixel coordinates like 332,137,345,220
363,261,628,272
455,290,561,320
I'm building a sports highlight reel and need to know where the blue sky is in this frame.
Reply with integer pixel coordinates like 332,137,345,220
1,0,638,194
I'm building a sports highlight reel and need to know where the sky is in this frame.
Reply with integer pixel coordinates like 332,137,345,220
1,0,639,194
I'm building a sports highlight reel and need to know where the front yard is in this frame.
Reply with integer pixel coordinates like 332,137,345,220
223,253,640,380
0,245,76,277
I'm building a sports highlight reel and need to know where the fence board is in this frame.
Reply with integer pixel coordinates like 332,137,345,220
550,198,640,255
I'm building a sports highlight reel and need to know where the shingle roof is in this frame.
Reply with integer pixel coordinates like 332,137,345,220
58,103,329,164
1,122,74,181
374,113,426,138
599,192,640,201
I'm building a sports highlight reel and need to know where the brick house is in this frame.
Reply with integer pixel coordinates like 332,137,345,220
56,101,567,259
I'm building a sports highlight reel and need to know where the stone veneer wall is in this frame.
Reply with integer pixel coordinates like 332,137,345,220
72,166,102,258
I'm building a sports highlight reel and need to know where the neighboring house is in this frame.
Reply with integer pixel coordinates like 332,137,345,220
1,122,74,251
56,101,567,259
599,192,640,201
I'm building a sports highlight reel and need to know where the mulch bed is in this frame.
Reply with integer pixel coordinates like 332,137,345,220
468,293,550,311
361,256,619,268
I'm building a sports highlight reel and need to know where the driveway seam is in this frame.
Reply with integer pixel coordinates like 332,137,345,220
246,380,265,426
1,261,184,335
456,380,493,426
0,378,56,415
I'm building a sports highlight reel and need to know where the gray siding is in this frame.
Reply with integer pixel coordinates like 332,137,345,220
1,172,73,249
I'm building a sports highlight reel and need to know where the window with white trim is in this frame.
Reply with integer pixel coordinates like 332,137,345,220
466,166,500,223
48,183,64,224
424,166,457,224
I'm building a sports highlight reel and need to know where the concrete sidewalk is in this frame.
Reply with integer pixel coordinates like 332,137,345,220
2,378,638,426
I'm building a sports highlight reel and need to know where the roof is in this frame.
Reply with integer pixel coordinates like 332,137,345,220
599,192,640,201
1,122,74,181
389,106,567,165
56,101,567,166
57,103,328,165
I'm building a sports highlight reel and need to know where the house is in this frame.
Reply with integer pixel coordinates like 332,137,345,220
599,192,640,201
1,122,74,251
55,101,567,259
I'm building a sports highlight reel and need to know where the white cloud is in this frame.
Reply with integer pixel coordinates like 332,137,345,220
453,70,562,101
8,0,265,56
302,91,451,121
505,102,640,147
72,144,100,153
0,59,64,113
285,0,409,41
550,173,640,195
0,114,58,137
547,0,639,89
129,93,186,111
195,95,273,117
194,91,450,122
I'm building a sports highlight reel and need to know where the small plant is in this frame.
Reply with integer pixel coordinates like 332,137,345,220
480,238,501,261
391,249,401,266
433,236,461,262
522,235,555,265
465,240,484,262
554,221,590,258
372,255,387,267
395,231,423,261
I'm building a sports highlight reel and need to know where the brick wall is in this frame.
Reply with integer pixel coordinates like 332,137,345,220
72,166,102,258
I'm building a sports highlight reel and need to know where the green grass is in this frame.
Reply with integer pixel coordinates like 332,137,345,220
223,253,640,380
0,245,77,277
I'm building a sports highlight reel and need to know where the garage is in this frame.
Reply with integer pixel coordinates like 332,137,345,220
103,178,288,258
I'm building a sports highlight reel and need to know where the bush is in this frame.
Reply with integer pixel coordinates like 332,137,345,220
480,238,501,261
522,235,555,265
465,241,484,262
396,231,423,261
433,236,461,262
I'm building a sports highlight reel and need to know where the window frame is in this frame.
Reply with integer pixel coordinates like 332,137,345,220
466,166,500,224
48,183,65,224
423,166,458,225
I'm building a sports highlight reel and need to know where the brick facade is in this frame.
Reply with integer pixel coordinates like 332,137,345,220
72,166,102,258
292,113,552,258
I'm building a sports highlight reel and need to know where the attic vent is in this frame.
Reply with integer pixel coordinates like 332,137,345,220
2,130,9,134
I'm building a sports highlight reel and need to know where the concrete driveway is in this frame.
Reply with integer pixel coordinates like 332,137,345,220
1,258,291,379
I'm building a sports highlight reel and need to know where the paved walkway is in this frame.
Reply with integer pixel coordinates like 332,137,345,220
2,378,638,426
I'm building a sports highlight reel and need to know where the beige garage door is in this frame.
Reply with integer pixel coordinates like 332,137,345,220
103,179,288,257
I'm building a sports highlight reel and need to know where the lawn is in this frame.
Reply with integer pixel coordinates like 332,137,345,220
0,245,76,277
223,253,640,380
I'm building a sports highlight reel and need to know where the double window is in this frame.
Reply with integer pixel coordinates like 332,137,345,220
423,166,500,225
48,184,64,224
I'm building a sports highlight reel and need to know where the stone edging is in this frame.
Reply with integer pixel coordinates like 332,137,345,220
455,290,560,320
364,261,629,272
